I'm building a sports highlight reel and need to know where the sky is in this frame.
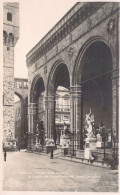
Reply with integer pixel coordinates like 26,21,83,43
14,0,78,78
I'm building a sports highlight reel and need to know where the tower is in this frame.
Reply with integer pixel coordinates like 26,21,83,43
3,3,19,149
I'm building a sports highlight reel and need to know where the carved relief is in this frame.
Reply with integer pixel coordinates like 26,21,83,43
44,66,47,74
56,45,58,54
35,61,37,70
68,47,74,58
107,18,115,34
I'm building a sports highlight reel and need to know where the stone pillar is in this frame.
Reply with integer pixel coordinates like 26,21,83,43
112,71,119,141
45,96,55,140
28,103,37,148
70,85,83,150
20,98,28,148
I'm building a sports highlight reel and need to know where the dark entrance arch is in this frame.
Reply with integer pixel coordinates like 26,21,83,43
74,40,113,147
81,41,112,131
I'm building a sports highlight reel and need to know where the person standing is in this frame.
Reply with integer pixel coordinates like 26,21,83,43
50,148,53,159
4,149,7,161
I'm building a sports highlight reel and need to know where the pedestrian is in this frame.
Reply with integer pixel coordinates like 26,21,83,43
4,149,7,161
50,148,53,159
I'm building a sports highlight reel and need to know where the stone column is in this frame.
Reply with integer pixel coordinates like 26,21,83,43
20,98,28,148
70,85,83,150
28,103,37,148
45,96,55,140
112,71,119,141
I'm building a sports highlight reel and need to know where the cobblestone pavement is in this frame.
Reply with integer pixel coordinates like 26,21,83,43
2,150,118,192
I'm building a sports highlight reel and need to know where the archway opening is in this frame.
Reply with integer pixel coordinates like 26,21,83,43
55,86,70,144
80,41,112,139
31,76,45,146
32,77,45,122
48,63,70,144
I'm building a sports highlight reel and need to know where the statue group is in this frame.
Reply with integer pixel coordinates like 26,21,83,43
85,109,95,139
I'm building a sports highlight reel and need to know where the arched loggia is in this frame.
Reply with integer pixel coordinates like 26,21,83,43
46,61,70,142
73,38,113,149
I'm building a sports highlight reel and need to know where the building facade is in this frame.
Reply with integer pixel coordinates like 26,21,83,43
14,78,29,149
3,3,19,147
26,3,119,151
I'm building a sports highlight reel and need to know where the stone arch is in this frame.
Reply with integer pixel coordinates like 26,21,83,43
15,91,24,102
45,59,70,141
72,36,113,85
29,74,45,147
72,36,113,137
47,59,70,96
30,74,45,103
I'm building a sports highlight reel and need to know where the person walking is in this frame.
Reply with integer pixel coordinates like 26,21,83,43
50,148,53,159
4,149,7,161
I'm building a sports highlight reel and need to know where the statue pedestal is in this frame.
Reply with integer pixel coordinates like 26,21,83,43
96,133,108,148
84,137,96,159
60,135,70,147
96,141,108,148
84,148,91,159
88,137,96,150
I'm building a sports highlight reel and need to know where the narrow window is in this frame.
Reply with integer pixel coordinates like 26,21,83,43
8,33,14,45
7,13,12,21
3,31,7,44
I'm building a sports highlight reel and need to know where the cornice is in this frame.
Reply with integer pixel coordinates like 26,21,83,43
28,7,119,74
14,78,28,81
26,2,107,66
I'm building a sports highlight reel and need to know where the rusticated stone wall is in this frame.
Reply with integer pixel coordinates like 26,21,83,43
3,3,19,142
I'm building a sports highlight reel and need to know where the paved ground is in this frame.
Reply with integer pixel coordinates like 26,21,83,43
2,150,118,192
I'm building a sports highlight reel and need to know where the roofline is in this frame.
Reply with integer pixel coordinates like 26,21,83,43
26,2,82,58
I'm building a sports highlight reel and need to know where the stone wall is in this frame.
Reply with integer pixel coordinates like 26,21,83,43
3,3,19,142
3,107,14,141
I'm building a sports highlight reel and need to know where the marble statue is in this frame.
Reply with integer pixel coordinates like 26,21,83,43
85,109,95,138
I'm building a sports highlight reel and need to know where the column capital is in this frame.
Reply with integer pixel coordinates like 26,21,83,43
28,103,37,107
111,68,119,80
45,96,55,102
28,103,37,115
70,85,82,95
